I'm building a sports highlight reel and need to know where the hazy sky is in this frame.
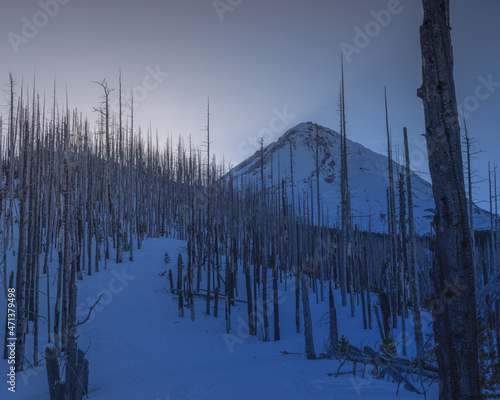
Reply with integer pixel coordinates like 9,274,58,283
1,0,499,203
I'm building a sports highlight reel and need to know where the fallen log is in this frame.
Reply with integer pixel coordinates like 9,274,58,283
192,290,248,304
327,353,438,380
325,344,439,393
363,346,422,394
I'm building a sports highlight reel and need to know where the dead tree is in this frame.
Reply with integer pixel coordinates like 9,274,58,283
15,119,31,372
398,170,408,357
328,230,339,355
462,116,478,286
301,270,316,359
178,254,184,317
187,224,195,321
128,94,135,261
315,126,325,302
339,56,350,310
205,99,212,316
385,88,398,330
489,163,495,279
243,222,255,335
290,141,300,333
417,1,481,398
116,71,124,264
404,128,424,354
93,79,114,268
260,138,270,342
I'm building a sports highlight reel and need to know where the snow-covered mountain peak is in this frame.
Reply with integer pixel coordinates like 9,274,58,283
231,122,492,235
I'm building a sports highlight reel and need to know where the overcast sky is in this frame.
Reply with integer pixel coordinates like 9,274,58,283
1,0,499,203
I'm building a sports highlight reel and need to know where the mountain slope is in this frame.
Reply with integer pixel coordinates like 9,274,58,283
231,122,491,234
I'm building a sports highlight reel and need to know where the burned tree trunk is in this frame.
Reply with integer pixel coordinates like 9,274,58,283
177,254,184,318
45,346,64,400
243,225,255,335
15,121,31,372
404,128,424,354
187,224,195,321
301,271,316,360
417,1,480,398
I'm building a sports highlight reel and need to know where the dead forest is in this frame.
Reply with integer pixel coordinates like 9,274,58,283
1,2,500,399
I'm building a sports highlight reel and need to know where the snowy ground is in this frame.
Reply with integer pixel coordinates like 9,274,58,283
1,237,438,399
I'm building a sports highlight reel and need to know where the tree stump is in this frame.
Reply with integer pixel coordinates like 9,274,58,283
45,346,64,400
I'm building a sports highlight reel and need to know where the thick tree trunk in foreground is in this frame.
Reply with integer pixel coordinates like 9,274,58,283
417,1,480,398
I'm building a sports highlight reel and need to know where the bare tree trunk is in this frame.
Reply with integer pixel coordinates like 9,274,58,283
290,142,300,334
417,1,480,398
261,237,269,342
225,237,232,334
404,128,424,354
61,122,71,353
340,57,348,308
178,254,184,318
87,140,93,276
385,89,398,330
54,183,63,354
272,240,280,341
205,100,212,317
398,171,408,357
116,71,123,264
93,80,113,269
260,138,270,342
6,74,16,274
45,346,64,400
243,224,254,335
364,240,372,329
328,240,339,354
15,120,30,372
315,127,324,302
489,163,495,280
463,119,477,287
128,95,135,262
187,223,195,321
301,271,316,359
496,300,500,366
